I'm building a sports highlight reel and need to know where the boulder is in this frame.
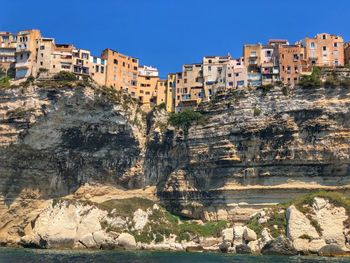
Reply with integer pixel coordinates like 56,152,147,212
261,236,298,256
233,225,245,246
221,228,233,243
219,242,231,253
318,244,346,257
286,205,319,241
79,234,97,248
261,228,272,246
133,209,149,231
116,233,136,249
243,227,257,242
235,244,251,254
312,198,348,247
247,240,261,253
293,238,326,254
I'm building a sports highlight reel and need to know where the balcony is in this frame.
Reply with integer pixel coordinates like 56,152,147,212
15,61,30,68
16,44,30,52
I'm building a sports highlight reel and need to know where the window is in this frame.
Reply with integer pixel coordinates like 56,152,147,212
310,42,315,48
334,42,338,48
96,65,99,73
323,46,327,51
40,45,45,50
184,79,187,84
208,59,212,63
293,54,299,60
145,91,150,95
323,34,327,40
266,50,272,57
208,66,211,71
40,62,43,66
114,59,118,64
101,66,104,73
41,53,43,57
229,82,233,86
236,73,239,77
228,73,232,77
122,62,126,67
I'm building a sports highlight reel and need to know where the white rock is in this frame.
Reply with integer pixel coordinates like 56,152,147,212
222,228,234,243
286,205,319,241
117,233,136,249
312,198,348,247
247,240,261,253
243,227,257,242
153,204,160,210
233,225,246,246
133,209,149,231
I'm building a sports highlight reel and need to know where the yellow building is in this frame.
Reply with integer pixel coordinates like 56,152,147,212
165,73,176,112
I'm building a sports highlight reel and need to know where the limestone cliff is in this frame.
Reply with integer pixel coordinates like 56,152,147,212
1,81,350,247
146,85,350,220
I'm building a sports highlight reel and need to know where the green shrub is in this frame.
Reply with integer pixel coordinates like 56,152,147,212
0,76,11,88
157,102,166,111
53,71,77,81
298,67,322,89
253,107,261,116
282,86,289,96
169,109,203,131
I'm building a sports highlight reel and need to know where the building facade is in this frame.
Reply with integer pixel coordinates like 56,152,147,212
101,48,139,91
302,33,344,67
0,32,17,74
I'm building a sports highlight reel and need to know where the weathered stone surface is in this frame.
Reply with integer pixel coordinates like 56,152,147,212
261,236,298,256
243,227,257,242
116,233,136,249
235,244,251,254
318,244,346,257
222,228,233,243
233,225,245,246
133,209,149,231
293,238,326,254
286,205,319,241
312,198,348,247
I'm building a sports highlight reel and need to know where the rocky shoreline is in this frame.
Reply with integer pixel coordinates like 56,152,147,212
6,190,349,257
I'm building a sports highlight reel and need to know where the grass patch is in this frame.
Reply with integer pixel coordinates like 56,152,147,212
97,197,155,217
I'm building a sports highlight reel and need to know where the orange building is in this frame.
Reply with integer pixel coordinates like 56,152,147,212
344,42,350,66
101,48,139,91
276,44,311,86
302,33,344,67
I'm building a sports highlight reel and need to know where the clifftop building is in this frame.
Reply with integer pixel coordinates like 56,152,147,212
101,48,139,91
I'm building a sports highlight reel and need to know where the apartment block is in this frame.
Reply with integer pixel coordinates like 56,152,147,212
276,44,310,86
345,42,350,66
101,48,138,91
243,44,262,87
15,29,41,78
135,65,160,109
165,73,176,112
175,64,205,112
0,32,17,74
154,80,167,106
231,57,248,88
302,33,344,67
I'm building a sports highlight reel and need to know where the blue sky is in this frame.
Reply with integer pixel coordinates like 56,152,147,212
1,0,349,78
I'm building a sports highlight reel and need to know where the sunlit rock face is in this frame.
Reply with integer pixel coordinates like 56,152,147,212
146,86,350,220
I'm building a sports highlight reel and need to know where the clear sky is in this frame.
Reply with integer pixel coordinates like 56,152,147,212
1,0,349,78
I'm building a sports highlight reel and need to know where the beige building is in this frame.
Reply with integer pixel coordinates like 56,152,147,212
302,33,344,67
0,32,17,74
15,29,41,78
165,73,176,112
175,64,205,112
135,66,160,109
243,44,262,86
101,48,139,91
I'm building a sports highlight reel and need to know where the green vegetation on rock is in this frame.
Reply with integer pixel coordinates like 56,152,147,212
168,109,204,131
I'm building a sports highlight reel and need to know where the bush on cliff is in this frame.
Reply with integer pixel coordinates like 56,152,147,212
53,71,77,81
298,67,322,89
169,109,203,131
0,76,11,89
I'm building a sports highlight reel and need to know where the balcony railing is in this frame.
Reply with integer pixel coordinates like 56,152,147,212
15,61,30,68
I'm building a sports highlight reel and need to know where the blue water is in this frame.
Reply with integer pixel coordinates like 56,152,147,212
1,248,350,263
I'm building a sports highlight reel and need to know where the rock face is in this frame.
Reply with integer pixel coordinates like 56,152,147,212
286,205,319,241
146,86,350,220
2,83,350,250
261,236,298,256
0,85,146,243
